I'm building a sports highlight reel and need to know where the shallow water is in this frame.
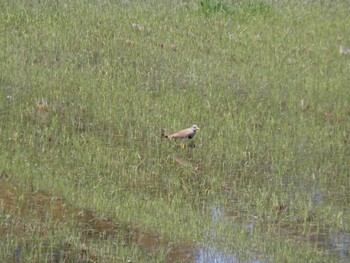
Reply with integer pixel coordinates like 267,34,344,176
197,205,350,262
0,180,195,262
1,178,349,262
195,247,240,263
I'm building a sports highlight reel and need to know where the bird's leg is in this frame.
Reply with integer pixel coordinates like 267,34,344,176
188,141,196,148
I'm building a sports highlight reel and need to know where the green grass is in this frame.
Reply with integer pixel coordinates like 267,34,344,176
1,0,350,262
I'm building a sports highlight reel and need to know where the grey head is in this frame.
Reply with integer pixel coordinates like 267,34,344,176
188,124,200,139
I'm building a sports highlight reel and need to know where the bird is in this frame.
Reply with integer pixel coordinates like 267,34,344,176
162,125,200,140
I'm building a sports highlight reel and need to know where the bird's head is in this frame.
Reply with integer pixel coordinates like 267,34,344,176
192,125,200,132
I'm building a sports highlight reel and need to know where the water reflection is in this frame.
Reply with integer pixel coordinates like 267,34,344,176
328,233,350,259
2,178,349,262
194,205,261,263
196,246,239,263
201,205,350,263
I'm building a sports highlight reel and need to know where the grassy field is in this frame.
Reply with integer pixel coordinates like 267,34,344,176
1,0,350,262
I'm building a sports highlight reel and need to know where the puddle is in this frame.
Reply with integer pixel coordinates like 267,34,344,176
2,178,348,262
0,179,195,262
193,205,264,263
201,204,350,262
195,247,265,263
196,247,240,263
285,229,350,260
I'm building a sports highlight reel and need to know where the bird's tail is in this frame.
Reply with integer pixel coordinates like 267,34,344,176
161,128,169,138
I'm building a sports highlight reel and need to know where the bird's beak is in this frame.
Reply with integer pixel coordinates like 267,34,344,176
196,127,200,131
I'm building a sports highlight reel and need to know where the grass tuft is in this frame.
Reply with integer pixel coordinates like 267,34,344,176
200,0,275,18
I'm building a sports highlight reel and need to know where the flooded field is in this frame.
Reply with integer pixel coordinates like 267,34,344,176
0,177,215,262
1,0,350,262
201,205,350,262
0,180,196,262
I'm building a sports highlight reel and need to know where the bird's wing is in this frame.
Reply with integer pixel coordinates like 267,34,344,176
168,127,192,139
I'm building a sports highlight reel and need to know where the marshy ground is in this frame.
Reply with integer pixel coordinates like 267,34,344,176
1,0,350,262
